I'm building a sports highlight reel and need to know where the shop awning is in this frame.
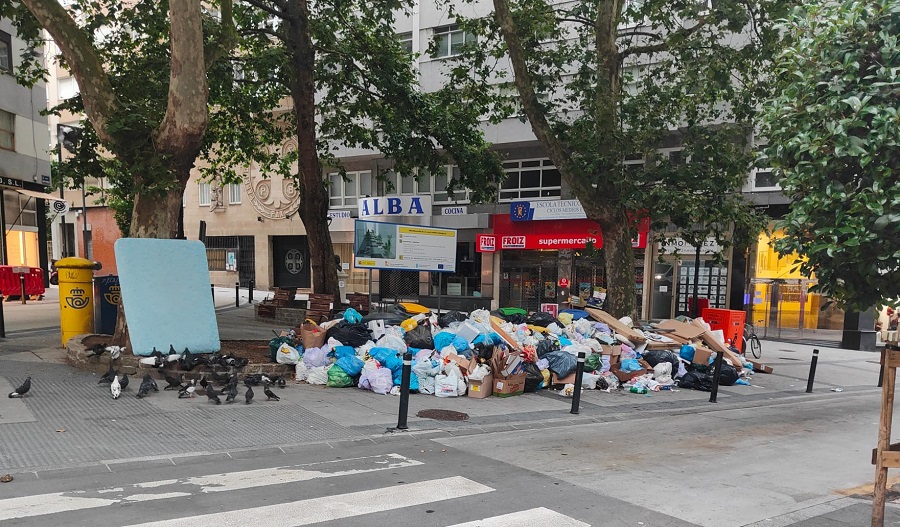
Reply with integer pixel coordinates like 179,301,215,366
14,188,66,203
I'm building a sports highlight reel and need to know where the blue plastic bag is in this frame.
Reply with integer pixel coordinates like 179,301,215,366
620,358,642,372
336,355,365,376
343,307,363,324
433,332,455,351
451,336,469,352
370,347,404,373
334,346,356,359
679,344,696,362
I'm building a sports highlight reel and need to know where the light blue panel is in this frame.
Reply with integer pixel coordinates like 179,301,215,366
115,239,220,356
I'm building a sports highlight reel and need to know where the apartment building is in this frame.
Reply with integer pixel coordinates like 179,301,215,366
0,18,54,278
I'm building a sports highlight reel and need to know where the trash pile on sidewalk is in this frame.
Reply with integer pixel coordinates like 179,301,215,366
269,304,764,399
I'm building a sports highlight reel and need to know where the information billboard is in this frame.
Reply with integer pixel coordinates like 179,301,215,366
354,219,457,272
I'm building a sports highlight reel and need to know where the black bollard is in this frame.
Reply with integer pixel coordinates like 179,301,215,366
235,281,240,308
397,352,412,430
879,348,886,388
570,352,586,414
211,284,215,300
709,351,725,403
249,280,254,304
806,348,819,393
0,293,5,338
19,274,26,304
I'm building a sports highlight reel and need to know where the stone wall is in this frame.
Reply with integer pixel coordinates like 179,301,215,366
255,305,308,328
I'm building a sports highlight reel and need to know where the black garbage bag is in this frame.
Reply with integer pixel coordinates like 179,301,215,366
491,309,527,324
527,311,560,327
641,349,680,377
438,310,468,328
404,323,435,350
523,362,544,392
677,371,713,391
361,311,408,326
536,339,560,358
326,321,371,348
544,351,577,378
718,363,739,386
474,343,494,362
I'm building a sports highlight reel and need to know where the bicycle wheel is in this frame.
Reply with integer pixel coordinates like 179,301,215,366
749,335,762,359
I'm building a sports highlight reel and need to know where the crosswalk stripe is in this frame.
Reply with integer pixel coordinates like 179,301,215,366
447,507,591,527
0,453,421,522
122,476,494,527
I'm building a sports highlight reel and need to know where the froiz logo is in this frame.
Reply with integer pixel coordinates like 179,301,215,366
65,287,90,309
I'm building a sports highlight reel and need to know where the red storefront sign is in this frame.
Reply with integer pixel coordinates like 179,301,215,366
476,234,496,252
490,214,649,250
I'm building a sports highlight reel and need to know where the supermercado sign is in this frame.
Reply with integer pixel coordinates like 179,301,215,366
358,196,432,218
354,219,456,272
510,200,586,221
486,214,648,251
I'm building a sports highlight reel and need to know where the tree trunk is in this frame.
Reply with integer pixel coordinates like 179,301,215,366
285,0,340,303
595,209,638,320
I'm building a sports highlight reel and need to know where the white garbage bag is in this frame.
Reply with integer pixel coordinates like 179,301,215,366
276,342,300,364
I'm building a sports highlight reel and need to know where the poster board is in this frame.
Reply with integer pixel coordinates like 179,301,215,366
354,219,457,272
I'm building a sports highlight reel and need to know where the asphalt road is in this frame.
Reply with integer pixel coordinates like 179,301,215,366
2,388,899,527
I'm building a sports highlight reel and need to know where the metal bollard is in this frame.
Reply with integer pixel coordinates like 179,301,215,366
806,348,819,393
19,275,26,304
0,293,5,338
570,352,586,414
211,284,215,300
879,348,885,388
249,280,254,304
709,351,725,403
397,352,412,430
235,282,240,308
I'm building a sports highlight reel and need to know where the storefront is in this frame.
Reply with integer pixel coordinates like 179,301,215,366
478,201,650,317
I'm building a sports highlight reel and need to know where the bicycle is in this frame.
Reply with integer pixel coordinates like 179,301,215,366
743,321,762,359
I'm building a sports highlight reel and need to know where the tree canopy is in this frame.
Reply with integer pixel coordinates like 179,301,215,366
762,0,900,310
450,0,785,317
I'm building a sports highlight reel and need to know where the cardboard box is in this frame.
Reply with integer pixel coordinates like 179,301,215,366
493,373,526,397
467,374,493,398
655,319,707,341
600,343,622,357
550,372,577,386
446,353,472,373
501,353,524,377
692,346,715,365
609,360,652,383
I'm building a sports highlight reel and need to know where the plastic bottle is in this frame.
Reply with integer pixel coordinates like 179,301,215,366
630,385,647,394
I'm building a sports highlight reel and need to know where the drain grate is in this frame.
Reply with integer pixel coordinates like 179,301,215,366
416,409,469,421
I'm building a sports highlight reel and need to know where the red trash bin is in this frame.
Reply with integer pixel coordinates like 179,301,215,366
702,308,746,352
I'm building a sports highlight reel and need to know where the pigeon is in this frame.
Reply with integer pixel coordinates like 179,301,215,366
179,349,199,371
264,384,280,401
168,344,178,356
107,346,125,361
136,374,156,398
274,376,286,389
224,383,238,404
119,373,129,391
178,379,197,398
161,371,183,390
139,355,165,368
210,369,230,385
206,384,222,405
8,377,31,398
245,386,254,404
98,363,117,384
243,374,262,386
85,343,109,359
110,376,121,399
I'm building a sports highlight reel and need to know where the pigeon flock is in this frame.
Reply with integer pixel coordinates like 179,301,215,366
8,345,288,404
92,345,287,404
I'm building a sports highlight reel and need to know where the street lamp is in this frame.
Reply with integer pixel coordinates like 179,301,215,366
56,124,82,258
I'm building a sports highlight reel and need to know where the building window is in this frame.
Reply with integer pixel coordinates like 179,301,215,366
58,76,80,100
753,168,778,189
382,170,417,196
499,159,562,201
398,32,413,54
433,166,471,203
329,170,371,207
0,31,11,73
432,25,475,58
198,182,211,205
228,183,242,204
0,110,14,151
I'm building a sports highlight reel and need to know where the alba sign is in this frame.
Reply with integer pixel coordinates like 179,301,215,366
358,196,432,218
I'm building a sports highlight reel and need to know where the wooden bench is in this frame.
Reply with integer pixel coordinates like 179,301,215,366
305,293,334,323
347,293,370,315
257,287,297,318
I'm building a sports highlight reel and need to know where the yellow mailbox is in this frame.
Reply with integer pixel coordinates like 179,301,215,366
56,257,97,347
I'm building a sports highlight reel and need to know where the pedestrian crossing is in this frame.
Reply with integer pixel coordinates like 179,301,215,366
0,452,592,526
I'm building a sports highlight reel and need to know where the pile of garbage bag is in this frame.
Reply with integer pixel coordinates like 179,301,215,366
266,303,755,398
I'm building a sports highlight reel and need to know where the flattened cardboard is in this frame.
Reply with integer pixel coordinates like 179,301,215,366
655,319,707,341
490,316,524,352
585,308,647,343
749,360,774,374
551,372,577,385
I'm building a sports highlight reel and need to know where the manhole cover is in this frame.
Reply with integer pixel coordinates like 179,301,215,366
416,409,469,421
